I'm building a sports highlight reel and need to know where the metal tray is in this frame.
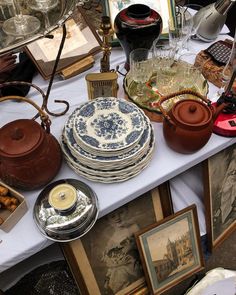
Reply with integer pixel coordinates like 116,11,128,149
0,0,80,54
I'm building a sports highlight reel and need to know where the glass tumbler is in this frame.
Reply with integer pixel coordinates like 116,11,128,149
152,42,176,74
168,7,193,55
152,42,177,95
177,52,202,92
129,48,153,100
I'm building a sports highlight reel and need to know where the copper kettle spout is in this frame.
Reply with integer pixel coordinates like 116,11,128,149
212,102,227,121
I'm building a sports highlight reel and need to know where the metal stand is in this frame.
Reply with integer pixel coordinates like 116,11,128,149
98,16,114,72
0,23,70,119
42,24,69,117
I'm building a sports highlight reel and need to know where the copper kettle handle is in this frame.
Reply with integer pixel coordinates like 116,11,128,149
0,95,51,133
152,89,212,123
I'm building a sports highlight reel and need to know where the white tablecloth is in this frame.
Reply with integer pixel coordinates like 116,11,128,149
0,34,235,273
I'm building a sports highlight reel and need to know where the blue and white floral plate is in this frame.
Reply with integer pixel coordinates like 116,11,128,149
62,108,152,170
62,128,155,183
72,97,145,155
61,126,154,177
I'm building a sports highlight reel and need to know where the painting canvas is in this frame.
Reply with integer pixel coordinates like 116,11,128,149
135,205,204,294
61,183,173,295
203,144,236,251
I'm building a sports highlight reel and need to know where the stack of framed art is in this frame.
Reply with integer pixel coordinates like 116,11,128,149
61,182,174,295
60,143,236,294
61,182,207,295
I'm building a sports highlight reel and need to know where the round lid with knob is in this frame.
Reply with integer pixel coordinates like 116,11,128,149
33,179,99,242
0,119,44,157
171,99,212,128
48,183,77,211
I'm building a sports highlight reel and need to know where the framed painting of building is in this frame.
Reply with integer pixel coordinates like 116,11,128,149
203,144,236,252
61,182,173,295
135,205,204,294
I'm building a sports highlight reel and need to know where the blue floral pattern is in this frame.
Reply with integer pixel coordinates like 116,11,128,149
73,97,145,152
91,113,128,140
63,113,151,164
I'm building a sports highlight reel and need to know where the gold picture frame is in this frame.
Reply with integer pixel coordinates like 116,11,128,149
61,182,173,295
25,7,102,79
135,205,205,295
103,0,176,45
203,144,236,252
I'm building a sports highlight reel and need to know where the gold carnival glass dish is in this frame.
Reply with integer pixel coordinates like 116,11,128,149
124,60,209,121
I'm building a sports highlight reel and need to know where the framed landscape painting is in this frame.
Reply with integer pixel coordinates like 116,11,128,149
61,183,173,295
135,205,204,294
203,144,236,252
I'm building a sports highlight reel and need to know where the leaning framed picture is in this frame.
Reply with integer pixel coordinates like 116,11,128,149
135,205,204,295
203,144,236,252
103,0,176,44
61,182,173,295
25,7,102,79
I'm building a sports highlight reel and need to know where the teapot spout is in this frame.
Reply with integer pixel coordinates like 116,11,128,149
212,102,227,121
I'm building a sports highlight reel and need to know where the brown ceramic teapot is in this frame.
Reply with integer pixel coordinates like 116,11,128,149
0,96,62,190
156,90,226,154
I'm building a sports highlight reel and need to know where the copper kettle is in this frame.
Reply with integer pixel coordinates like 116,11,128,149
0,96,62,190
156,90,226,154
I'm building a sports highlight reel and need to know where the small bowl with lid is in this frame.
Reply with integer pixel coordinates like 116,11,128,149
33,178,99,242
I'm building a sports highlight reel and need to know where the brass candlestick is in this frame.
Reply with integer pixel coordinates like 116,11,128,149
98,16,114,72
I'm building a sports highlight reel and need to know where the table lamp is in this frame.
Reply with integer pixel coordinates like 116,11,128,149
193,0,236,42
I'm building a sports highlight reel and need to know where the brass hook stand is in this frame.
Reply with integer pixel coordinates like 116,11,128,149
42,24,69,117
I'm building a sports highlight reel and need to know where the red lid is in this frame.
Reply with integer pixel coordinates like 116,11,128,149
172,100,212,127
0,119,43,157
119,4,160,25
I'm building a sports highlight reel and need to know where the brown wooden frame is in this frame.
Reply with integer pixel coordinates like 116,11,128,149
25,7,102,79
203,144,236,252
61,182,173,295
135,204,204,295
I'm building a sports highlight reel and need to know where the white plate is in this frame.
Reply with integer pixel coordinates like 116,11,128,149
65,139,155,183
72,97,145,154
63,108,152,169
61,126,154,177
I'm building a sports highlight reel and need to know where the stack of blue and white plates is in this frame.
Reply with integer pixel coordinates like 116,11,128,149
61,97,155,183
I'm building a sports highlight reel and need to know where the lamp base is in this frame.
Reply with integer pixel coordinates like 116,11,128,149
212,102,236,137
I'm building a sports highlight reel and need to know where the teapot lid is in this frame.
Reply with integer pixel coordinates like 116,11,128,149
0,119,43,157
172,100,212,127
